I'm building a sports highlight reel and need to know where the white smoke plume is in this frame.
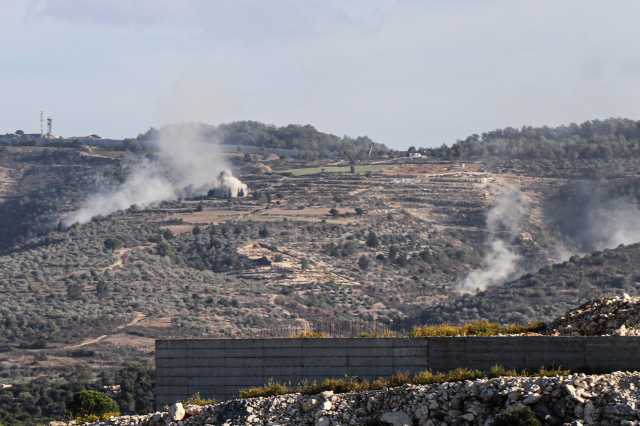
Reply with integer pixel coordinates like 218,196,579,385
63,123,247,225
586,200,640,250
460,184,529,293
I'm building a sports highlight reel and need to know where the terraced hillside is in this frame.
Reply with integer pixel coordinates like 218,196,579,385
1,140,640,385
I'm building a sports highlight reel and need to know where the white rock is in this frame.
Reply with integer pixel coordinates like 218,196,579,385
170,402,186,421
316,416,330,426
185,404,203,417
461,413,475,421
320,390,334,399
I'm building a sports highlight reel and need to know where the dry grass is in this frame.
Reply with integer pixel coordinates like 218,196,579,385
409,320,545,337
181,392,217,406
290,330,328,338
237,364,570,398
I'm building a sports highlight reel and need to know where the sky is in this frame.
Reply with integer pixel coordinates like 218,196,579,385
2,1,640,149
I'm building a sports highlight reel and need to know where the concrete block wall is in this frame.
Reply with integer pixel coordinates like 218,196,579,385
155,337,640,406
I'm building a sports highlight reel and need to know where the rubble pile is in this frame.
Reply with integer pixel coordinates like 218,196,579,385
548,293,640,336
71,372,640,425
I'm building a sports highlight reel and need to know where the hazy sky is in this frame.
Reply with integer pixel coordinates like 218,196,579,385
2,1,640,148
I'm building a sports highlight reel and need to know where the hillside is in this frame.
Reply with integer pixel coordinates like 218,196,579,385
427,117,640,178
2,119,640,424
133,121,388,160
407,243,640,326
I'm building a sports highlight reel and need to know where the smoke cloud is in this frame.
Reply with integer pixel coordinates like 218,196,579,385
545,180,640,254
63,124,247,225
588,200,640,249
460,184,529,293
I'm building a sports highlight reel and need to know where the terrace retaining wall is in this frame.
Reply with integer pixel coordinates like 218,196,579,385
155,337,640,406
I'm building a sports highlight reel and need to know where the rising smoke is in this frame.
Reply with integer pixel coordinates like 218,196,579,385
460,184,529,293
63,124,248,225
460,179,640,294
545,180,640,253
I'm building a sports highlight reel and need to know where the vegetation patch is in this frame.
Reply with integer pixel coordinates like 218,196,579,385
280,164,389,176
409,320,546,337
238,365,570,398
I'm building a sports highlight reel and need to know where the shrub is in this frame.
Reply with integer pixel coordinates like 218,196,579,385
237,366,568,399
358,255,370,270
291,330,328,338
103,238,123,251
410,321,545,337
493,406,541,426
239,382,290,398
366,231,379,248
68,390,119,418
181,392,216,406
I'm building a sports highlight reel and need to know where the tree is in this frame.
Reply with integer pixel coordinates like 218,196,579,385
96,281,110,299
389,245,399,260
358,255,370,270
67,282,83,300
329,208,339,217
366,231,379,248
68,390,119,417
355,207,365,216
103,238,123,251
258,226,269,238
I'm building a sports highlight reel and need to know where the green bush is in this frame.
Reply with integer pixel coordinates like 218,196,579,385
493,406,541,426
68,389,119,418
103,238,123,251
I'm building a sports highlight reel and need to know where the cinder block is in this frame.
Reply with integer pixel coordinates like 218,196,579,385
296,347,348,357
223,348,264,357
186,348,227,358
347,357,394,367
263,366,303,377
156,376,190,386
186,339,226,349
185,357,226,368
344,347,393,357
224,339,265,349
263,356,302,367
224,357,264,368
392,347,428,357
346,367,394,377
263,348,303,357
302,356,347,367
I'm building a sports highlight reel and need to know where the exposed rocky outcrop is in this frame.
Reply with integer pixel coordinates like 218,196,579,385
71,372,640,425
548,294,640,336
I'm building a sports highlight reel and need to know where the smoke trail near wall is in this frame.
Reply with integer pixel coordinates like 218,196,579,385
63,123,247,225
460,184,529,293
